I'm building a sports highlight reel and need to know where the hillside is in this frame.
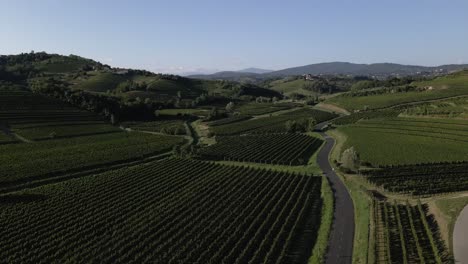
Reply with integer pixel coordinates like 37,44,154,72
189,62,468,81
0,52,281,106
325,70,468,111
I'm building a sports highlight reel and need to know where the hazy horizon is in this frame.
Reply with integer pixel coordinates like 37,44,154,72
1,0,468,74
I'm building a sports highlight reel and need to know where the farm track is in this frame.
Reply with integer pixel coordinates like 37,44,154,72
315,121,354,264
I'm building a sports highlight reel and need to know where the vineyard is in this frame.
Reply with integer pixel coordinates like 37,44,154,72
210,108,337,135
373,200,451,263
197,134,323,165
332,109,400,125
0,132,184,188
122,120,187,135
0,89,122,141
0,159,323,263
237,102,299,115
207,115,251,126
339,117,468,165
363,162,468,196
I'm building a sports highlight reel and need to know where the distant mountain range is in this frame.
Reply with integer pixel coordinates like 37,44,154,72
189,62,468,81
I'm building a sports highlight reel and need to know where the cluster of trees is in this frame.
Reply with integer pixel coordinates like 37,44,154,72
29,77,166,122
285,118,316,133
340,147,360,172
116,80,149,93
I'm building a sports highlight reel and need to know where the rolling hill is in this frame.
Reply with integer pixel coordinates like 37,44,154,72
190,62,468,81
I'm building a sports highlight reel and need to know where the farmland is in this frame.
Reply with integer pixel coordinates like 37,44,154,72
236,102,299,115
197,134,323,165
326,70,468,111
338,117,468,166
210,108,337,135
0,159,323,263
122,120,187,135
364,162,468,196
372,200,450,263
0,132,184,187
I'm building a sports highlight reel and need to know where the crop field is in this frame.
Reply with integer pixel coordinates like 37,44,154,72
373,200,450,263
0,90,72,111
122,120,187,135
339,117,468,166
237,102,299,115
12,123,120,140
326,71,468,111
332,109,400,125
198,134,323,165
0,132,15,144
402,96,468,119
206,115,251,126
0,159,323,263
0,132,184,188
364,162,468,196
211,108,337,135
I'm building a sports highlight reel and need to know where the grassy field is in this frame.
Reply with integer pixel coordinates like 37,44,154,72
326,71,468,111
338,117,468,166
12,123,121,141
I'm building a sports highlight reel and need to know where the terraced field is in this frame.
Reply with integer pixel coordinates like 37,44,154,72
0,159,323,263
373,200,450,263
198,134,323,165
211,108,337,135
339,117,468,165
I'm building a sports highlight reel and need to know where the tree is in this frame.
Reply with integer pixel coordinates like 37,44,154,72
285,120,297,133
225,101,235,113
340,147,360,172
307,118,317,132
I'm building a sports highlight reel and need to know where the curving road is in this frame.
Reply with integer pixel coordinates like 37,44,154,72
316,122,355,264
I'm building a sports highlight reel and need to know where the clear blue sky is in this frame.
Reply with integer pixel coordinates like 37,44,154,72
1,0,467,74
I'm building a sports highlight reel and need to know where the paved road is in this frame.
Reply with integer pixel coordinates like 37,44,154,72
315,123,355,264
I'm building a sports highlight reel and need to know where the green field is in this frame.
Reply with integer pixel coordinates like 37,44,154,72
211,108,337,135
0,159,323,263
0,130,184,187
236,102,299,115
269,79,317,97
326,71,468,111
339,117,468,166
122,120,186,135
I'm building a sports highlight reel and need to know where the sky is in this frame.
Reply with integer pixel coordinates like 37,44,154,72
1,0,467,75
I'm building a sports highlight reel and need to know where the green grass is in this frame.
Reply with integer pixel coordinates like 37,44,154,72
339,117,468,166
326,71,468,111
0,132,184,186
434,196,468,253
309,176,334,264
326,129,372,264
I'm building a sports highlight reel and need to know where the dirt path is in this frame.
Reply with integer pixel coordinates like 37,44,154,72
454,205,468,263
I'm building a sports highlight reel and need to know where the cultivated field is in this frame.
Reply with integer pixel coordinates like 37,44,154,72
339,117,468,166
210,108,337,135
0,159,323,263
198,133,323,165
372,200,451,263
